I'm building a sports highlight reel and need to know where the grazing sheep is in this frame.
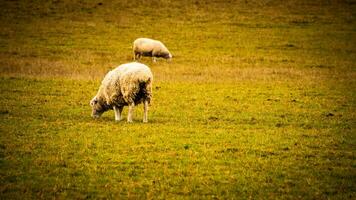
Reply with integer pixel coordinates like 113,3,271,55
90,62,153,123
133,38,172,62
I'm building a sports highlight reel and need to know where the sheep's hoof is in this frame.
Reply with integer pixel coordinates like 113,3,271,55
143,120,148,123
127,120,133,123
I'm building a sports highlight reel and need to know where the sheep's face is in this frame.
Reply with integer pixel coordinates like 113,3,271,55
165,53,173,60
90,97,106,118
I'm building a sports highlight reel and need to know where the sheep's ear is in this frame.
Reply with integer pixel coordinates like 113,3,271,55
90,98,98,106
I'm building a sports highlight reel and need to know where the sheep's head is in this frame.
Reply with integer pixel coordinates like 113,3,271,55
165,53,173,61
90,96,109,118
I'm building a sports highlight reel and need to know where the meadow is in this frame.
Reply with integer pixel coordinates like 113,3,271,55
0,0,355,199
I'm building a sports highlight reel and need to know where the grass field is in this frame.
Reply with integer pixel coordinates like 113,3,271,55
1,0,355,199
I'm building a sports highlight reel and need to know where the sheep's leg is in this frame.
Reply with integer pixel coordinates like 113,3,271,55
113,106,123,121
152,57,157,62
134,52,140,61
127,103,135,123
143,100,149,123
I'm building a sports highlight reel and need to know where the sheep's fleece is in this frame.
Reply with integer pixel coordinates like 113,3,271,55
133,38,172,61
90,62,153,122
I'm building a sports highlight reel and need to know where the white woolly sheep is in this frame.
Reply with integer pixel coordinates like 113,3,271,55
90,62,153,123
133,38,172,62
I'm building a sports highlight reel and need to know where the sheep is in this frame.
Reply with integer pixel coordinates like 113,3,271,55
133,38,172,62
90,62,153,123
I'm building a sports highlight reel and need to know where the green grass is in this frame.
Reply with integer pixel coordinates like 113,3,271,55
1,0,355,199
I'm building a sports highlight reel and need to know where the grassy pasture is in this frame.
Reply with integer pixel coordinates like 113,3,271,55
0,0,355,199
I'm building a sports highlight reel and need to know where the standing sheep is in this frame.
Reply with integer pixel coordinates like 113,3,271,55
90,62,153,123
133,38,172,62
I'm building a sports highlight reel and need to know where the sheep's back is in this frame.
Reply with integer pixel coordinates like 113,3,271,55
134,38,167,53
100,62,152,105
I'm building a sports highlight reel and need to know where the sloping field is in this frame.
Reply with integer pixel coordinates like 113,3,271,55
0,0,355,199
